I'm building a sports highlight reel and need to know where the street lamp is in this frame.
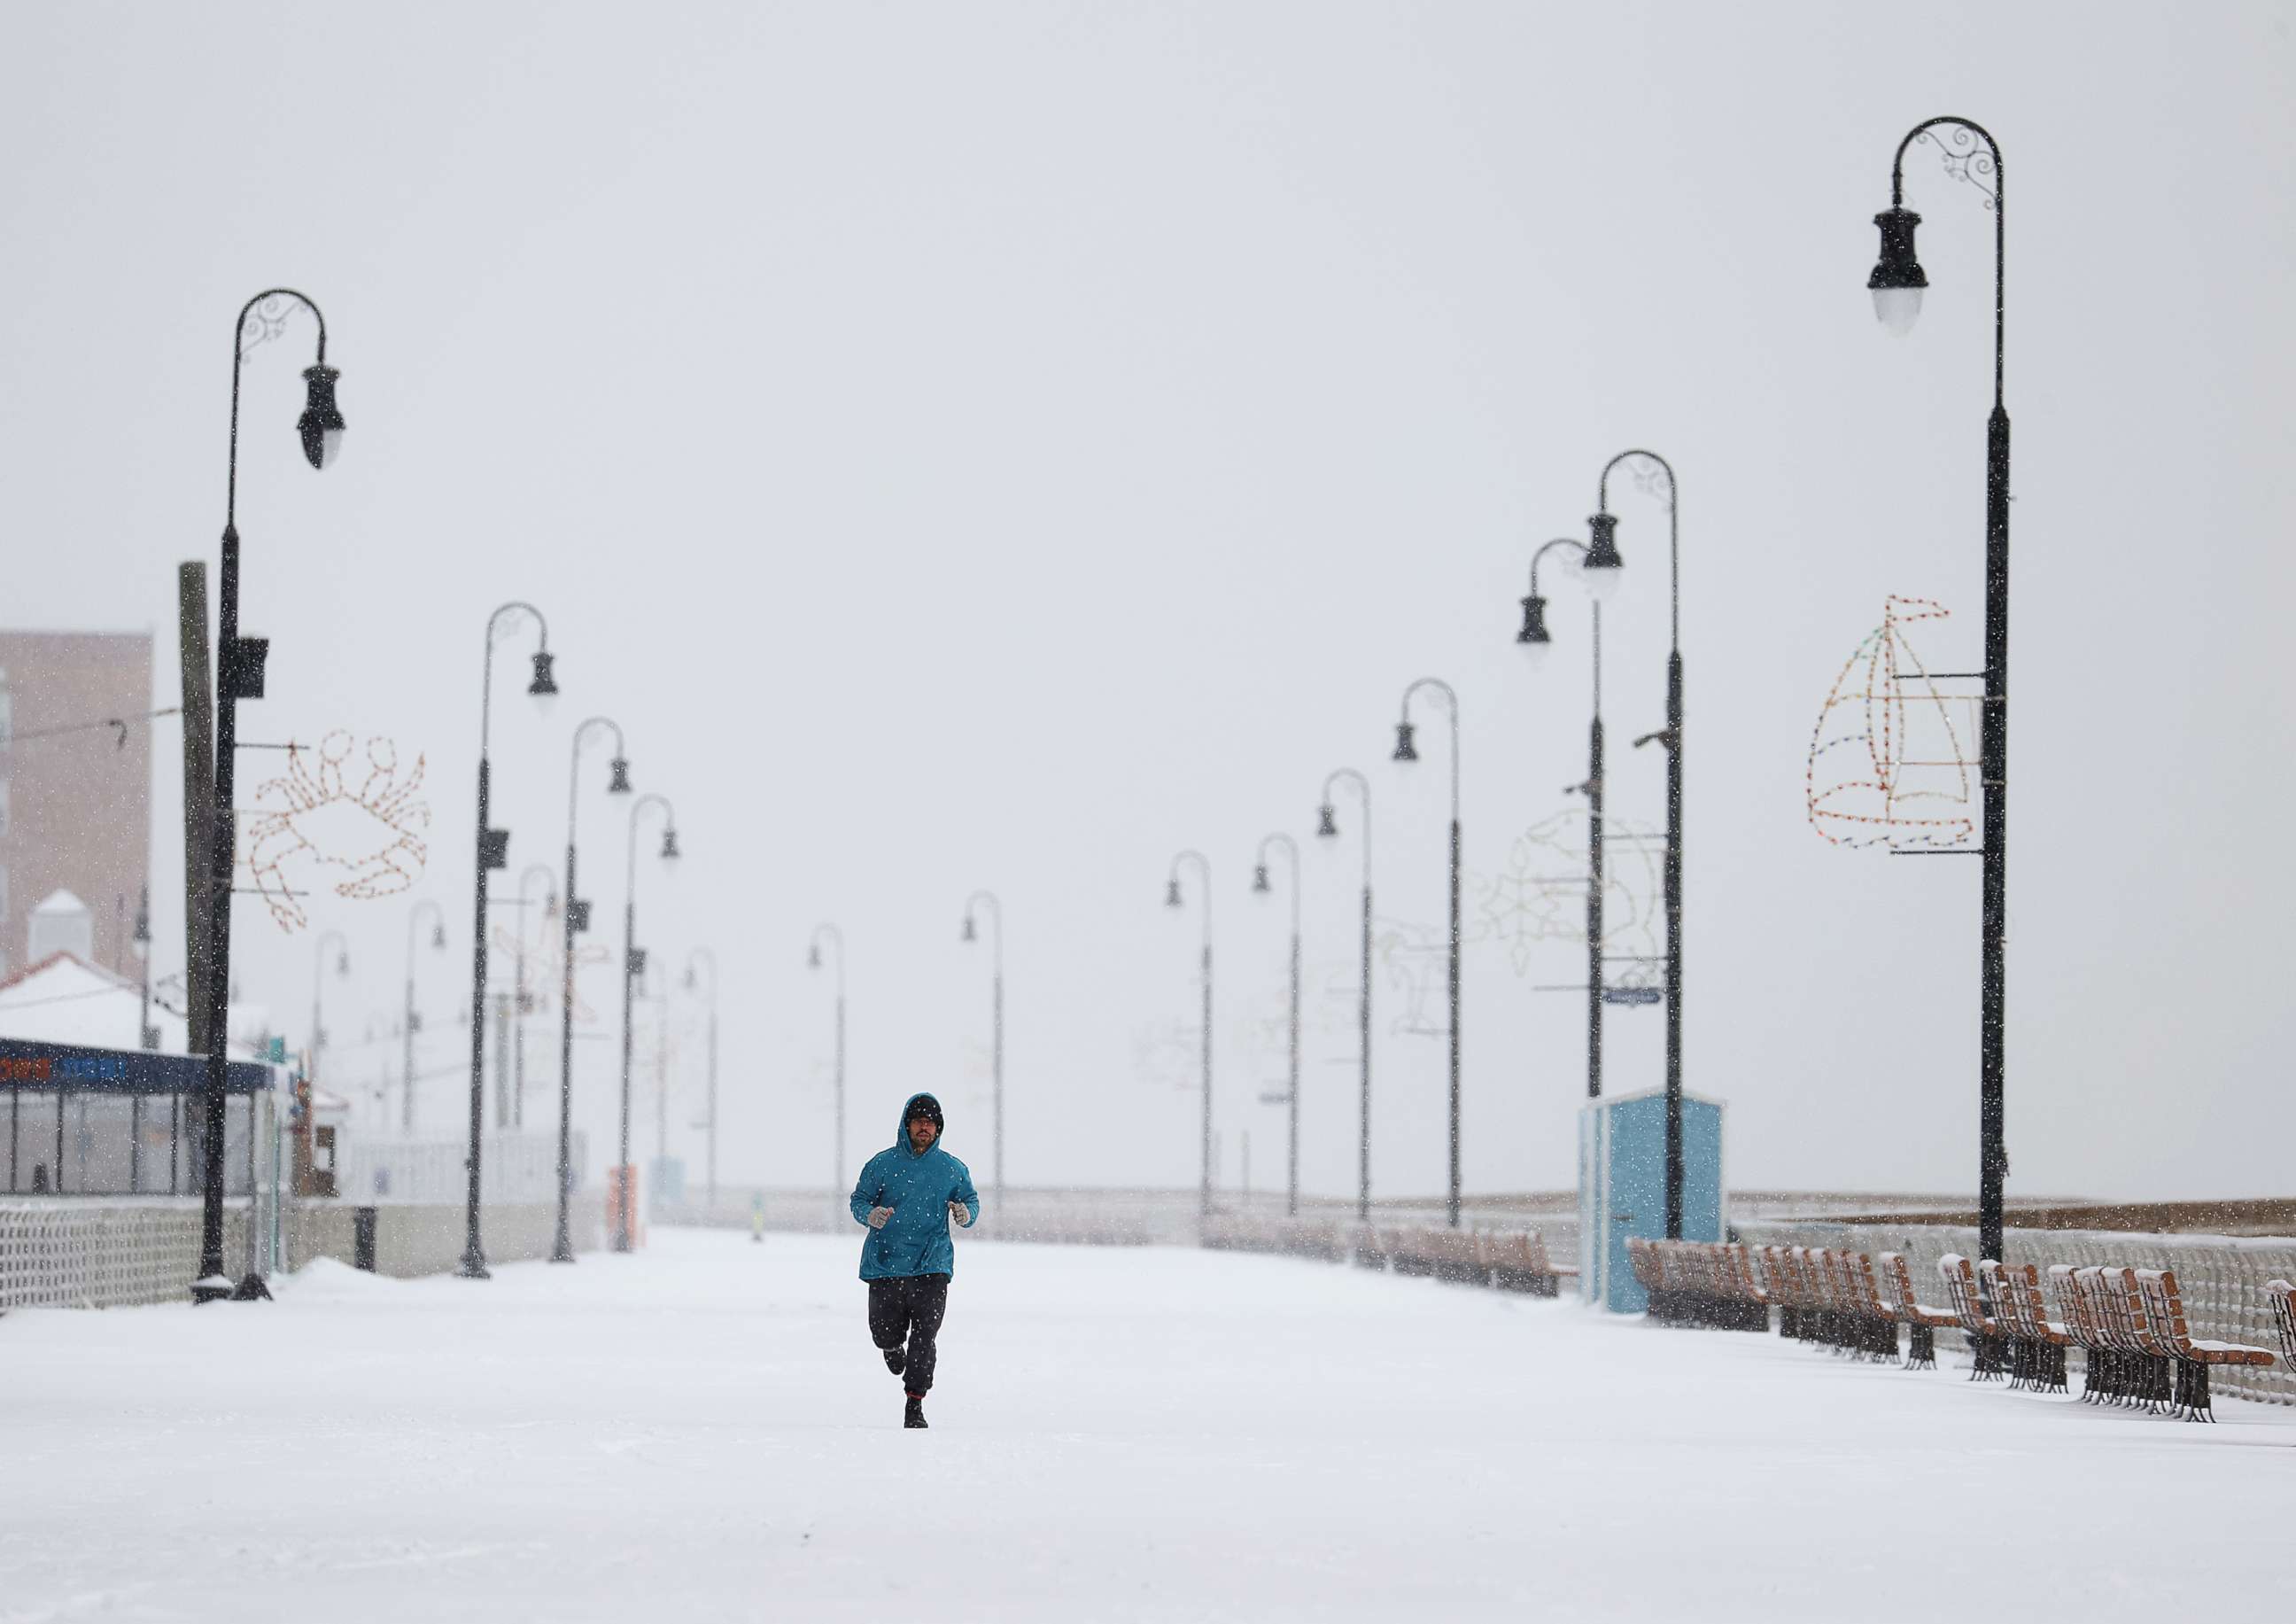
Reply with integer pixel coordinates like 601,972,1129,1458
553,717,632,1263
403,898,446,1133
1587,450,1685,1235
809,923,846,1205
617,793,679,1253
1315,767,1373,1223
458,602,558,1280
196,288,344,1304
961,891,1004,1209
1866,115,2012,1269
1251,833,1301,1218
1524,538,1612,1106
1164,851,1213,1217
1391,679,1462,1228
682,948,719,1210
514,863,556,1132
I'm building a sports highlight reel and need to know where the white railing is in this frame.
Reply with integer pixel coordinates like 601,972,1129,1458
0,1201,237,1309
338,1131,583,1207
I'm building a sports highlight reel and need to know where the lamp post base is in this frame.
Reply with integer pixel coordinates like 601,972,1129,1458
456,1249,492,1281
190,1275,235,1305
229,1273,273,1302
548,1245,578,1264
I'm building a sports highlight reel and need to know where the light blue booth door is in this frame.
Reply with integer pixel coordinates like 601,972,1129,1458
1603,1094,1668,1314
1579,1089,1726,1314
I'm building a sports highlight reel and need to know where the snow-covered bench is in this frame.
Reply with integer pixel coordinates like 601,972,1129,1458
1938,1254,2010,1381
1980,1259,2071,1394
1877,1251,1958,1371
1480,1230,1574,1296
2132,1267,2277,1421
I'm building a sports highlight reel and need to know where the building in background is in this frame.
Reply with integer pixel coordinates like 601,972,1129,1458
0,631,155,980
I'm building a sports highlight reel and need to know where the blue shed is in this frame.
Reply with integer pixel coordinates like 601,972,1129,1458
1577,1085,1726,1314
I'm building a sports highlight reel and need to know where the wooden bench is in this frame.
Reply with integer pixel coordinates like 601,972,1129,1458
1761,1246,1814,1343
1981,1260,2070,1395
2133,1268,2277,1422
1937,1254,2008,1380
1637,1240,1767,1332
1481,1230,1574,1297
1877,1252,1958,1371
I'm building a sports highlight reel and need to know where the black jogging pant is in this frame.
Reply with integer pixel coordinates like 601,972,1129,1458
867,1273,951,1394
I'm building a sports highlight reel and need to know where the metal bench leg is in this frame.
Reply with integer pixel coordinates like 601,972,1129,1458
1905,1323,1935,1371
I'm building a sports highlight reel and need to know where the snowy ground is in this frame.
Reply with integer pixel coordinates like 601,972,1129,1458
3,1229,2291,1622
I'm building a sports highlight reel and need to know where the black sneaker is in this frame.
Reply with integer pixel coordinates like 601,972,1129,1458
904,1395,928,1429
882,1347,906,1377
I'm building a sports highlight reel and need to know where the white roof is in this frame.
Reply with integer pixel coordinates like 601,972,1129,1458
30,889,89,917
0,952,271,1063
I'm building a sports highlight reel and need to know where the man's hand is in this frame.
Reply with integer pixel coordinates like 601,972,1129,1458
948,1201,972,1228
867,1206,895,1230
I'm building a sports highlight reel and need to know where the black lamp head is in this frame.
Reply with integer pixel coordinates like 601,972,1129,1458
1392,721,1418,763
1164,878,1183,909
1867,206,1928,336
133,896,151,944
808,943,822,969
1517,594,1552,646
608,757,632,795
659,827,681,861
298,364,345,470
1252,863,1270,894
682,964,697,991
1584,513,1625,572
1315,804,1338,839
528,649,560,705
430,921,446,951
962,915,977,944
336,950,350,976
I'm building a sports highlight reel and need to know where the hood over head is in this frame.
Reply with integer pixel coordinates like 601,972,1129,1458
898,1092,945,1153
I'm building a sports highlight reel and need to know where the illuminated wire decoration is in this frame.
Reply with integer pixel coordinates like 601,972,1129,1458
243,731,432,931
1469,810,1663,983
1806,595,1978,849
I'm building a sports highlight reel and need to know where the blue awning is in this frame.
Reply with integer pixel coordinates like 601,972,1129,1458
0,1037,275,1096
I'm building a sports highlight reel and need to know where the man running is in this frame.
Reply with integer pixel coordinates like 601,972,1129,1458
850,1092,980,1429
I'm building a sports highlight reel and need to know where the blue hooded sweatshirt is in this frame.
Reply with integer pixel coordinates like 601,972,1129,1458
849,1092,981,1281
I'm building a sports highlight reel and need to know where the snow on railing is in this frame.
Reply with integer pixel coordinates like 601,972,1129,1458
1737,1219,2296,1406
0,1201,242,1310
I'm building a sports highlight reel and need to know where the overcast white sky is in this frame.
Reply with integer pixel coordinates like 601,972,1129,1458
3,1,2290,1202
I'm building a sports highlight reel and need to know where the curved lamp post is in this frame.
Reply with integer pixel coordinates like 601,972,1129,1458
1391,679,1462,1228
1520,538,1618,1106
616,793,679,1252
196,288,344,1303
682,948,719,1210
552,717,632,1263
1315,768,1373,1222
961,891,1004,1208
1252,834,1301,1217
1164,851,1213,1217
1586,451,1686,1235
513,862,556,1132
1866,116,2011,1269
459,602,559,1279
809,923,847,1200
402,898,446,1133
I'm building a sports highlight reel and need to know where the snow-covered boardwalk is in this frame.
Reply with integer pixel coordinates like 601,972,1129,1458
3,1229,2290,1621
